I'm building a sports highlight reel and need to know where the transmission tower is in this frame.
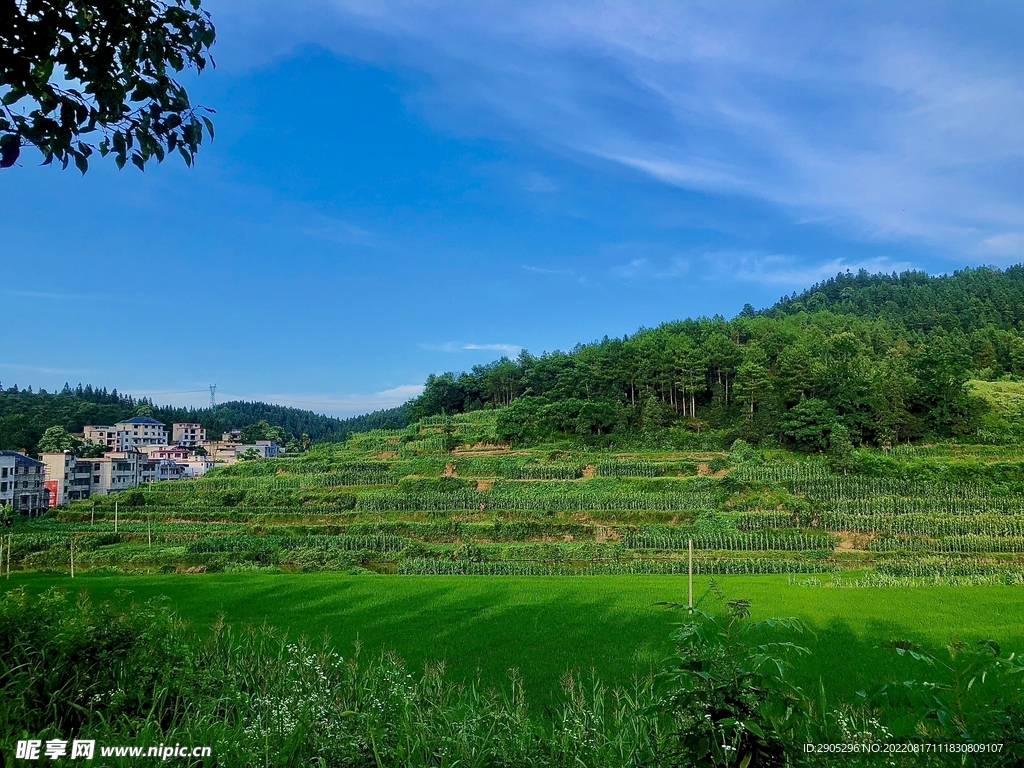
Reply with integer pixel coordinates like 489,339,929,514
209,384,217,409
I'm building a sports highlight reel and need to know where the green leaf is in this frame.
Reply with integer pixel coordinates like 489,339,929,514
743,720,765,738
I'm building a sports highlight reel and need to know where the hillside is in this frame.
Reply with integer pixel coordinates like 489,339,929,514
408,265,1024,449
0,383,407,454
768,265,1024,332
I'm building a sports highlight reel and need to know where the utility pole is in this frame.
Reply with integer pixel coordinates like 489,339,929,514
70,536,75,578
6,533,11,579
148,517,152,549
91,501,95,527
688,538,693,613
114,501,118,534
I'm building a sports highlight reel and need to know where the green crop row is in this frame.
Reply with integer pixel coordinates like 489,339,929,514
819,512,1024,537
876,557,1024,578
356,490,718,512
184,535,408,554
869,535,1024,553
623,530,835,552
396,558,838,576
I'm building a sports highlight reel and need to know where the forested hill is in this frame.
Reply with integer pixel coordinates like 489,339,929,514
407,265,1024,449
0,384,407,454
767,265,1024,332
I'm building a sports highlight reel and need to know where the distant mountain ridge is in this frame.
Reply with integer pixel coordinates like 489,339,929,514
0,383,408,454
767,265,1024,332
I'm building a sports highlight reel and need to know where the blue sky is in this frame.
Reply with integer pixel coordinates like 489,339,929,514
2,1,1023,415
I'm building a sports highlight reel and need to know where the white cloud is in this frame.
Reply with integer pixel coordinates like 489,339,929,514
705,252,916,288
980,233,1024,257
1,289,108,301
421,342,523,355
216,0,1024,259
611,255,690,280
523,265,573,275
0,362,94,376
519,171,559,193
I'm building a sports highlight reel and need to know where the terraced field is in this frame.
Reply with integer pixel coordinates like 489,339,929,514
5,412,1024,588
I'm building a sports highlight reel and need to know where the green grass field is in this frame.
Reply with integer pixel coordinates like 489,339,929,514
6,572,1022,706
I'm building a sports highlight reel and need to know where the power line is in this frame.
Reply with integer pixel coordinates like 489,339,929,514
124,389,208,397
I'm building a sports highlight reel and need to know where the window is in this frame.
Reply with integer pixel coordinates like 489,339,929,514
0,482,5,492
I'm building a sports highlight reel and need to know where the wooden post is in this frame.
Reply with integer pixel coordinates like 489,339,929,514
688,538,693,612
70,536,75,579
114,501,118,534
6,533,11,579
91,501,95,527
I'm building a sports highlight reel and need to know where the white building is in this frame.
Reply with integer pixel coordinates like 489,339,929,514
116,417,168,447
0,451,48,514
41,451,95,507
179,456,214,478
219,440,284,464
83,425,130,451
172,422,206,446
83,417,168,452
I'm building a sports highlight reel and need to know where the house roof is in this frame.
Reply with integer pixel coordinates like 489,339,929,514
117,417,166,426
0,450,44,466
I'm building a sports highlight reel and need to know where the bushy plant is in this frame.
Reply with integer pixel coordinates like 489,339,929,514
647,592,812,766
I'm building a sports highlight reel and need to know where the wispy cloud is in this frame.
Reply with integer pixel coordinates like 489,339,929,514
704,251,916,288
421,342,523,355
229,0,1024,258
0,362,94,376
980,233,1024,258
1,289,105,301
300,215,378,246
611,256,690,280
519,171,559,193
523,265,573,275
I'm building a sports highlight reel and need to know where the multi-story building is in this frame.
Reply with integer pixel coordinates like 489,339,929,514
0,451,48,514
116,417,168,447
91,451,142,495
84,417,168,452
41,451,96,507
43,450,195,504
172,422,207,446
83,425,130,451
145,445,191,461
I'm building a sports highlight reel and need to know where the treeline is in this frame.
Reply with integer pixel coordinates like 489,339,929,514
771,265,1024,338
407,266,1024,448
0,384,389,454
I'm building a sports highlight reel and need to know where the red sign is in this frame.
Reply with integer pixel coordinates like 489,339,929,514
45,479,59,507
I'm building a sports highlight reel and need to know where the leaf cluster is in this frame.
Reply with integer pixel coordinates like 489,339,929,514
1,0,216,171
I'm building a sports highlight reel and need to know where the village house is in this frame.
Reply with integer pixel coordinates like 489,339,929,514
0,451,48,514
